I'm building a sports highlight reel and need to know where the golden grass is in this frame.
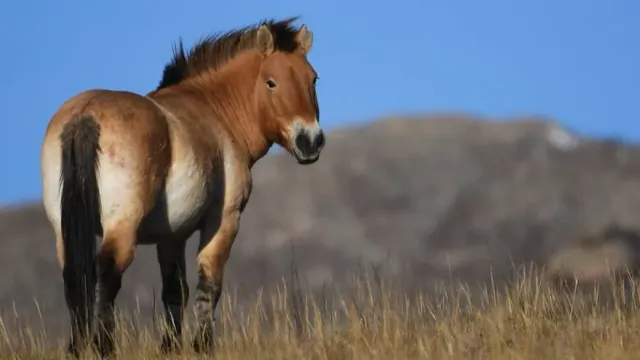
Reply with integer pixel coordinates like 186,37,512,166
1,266,640,359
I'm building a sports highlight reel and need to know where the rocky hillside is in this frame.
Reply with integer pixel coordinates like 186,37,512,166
2,114,640,333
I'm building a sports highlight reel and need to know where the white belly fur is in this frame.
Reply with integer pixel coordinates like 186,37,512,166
140,148,210,238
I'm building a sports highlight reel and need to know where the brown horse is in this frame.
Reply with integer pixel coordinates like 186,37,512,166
40,17,324,358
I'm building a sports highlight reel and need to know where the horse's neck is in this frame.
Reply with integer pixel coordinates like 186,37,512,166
202,54,273,165
151,57,272,166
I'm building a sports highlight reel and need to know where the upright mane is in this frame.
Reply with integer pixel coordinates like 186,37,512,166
156,17,302,90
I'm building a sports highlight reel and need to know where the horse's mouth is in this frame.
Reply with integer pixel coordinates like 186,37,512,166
293,150,320,165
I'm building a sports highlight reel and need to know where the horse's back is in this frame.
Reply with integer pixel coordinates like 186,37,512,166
44,88,171,147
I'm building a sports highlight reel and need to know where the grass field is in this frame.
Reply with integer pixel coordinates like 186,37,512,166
1,266,639,360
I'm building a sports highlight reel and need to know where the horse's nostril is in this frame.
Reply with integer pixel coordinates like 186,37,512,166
295,132,312,153
314,131,325,149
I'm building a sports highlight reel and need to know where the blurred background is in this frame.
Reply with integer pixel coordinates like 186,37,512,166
0,0,639,332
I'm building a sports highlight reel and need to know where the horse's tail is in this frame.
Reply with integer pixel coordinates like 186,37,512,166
59,115,102,339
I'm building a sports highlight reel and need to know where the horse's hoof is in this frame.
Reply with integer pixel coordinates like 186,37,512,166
160,334,182,354
191,329,214,354
92,334,115,360
67,339,80,358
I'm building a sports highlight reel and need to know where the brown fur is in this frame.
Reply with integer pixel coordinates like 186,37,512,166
40,17,324,357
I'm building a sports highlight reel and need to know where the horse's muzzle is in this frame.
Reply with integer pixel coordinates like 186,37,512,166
293,128,325,164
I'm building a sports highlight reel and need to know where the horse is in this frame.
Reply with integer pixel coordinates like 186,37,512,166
40,17,324,358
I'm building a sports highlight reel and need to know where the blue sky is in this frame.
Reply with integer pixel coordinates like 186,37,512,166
0,0,638,205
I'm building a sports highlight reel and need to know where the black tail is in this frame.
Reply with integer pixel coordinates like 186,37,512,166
59,115,102,344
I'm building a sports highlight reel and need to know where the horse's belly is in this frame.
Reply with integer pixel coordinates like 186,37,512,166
138,160,209,242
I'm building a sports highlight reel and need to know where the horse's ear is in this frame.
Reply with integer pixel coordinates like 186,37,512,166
295,24,313,55
256,24,275,56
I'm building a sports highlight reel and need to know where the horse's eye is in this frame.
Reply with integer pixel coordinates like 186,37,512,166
266,79,277,90
313,76,319,85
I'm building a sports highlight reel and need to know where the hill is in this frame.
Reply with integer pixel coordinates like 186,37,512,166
2,114,640,336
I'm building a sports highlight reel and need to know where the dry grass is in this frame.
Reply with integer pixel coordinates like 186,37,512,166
1,266,640,359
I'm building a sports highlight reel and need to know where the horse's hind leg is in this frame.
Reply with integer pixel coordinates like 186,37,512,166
92,222,138,356
91,158,155,357
157,238,189,353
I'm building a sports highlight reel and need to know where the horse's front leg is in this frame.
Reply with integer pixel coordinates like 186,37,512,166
191,206,241,353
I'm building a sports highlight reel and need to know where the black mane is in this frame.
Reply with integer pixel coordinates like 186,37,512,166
156,17,301,90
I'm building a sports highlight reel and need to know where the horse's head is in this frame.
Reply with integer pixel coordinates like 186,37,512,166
253,23,324,165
